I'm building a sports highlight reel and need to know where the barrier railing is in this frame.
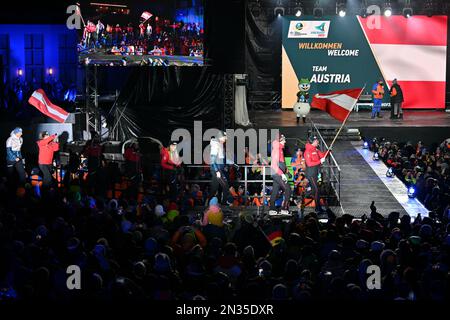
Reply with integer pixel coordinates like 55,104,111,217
183,159,340,205
309,121,341,204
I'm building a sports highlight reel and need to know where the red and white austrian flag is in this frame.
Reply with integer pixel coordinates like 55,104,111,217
311,88,363,122
358,16,447,109
28,89,69,123
141,11,153,21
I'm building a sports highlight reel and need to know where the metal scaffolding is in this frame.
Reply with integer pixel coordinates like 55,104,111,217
84,65,101,135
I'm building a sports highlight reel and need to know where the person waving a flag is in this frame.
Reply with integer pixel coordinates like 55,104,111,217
304,136,327,214
37,131,59,188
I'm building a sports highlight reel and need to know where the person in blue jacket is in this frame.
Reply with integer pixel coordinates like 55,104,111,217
6,127,26,185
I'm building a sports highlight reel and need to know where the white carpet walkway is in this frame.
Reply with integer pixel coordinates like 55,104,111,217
352,141,429,218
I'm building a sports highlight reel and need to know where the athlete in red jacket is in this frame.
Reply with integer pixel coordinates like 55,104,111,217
37,131,59,187
160,143,179,170
304,136,328,213
160,142,181,197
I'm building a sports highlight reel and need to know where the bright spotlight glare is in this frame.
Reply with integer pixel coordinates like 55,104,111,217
386,167,394,178
408,187,416,198
339,10,346,17
295,10,302,17
373,152,379,161
384,8,392,17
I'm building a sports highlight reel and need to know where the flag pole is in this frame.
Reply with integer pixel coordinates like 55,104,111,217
325,85,366,156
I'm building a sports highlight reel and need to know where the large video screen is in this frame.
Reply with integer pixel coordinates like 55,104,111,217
282,15,448,109
77,0,204,66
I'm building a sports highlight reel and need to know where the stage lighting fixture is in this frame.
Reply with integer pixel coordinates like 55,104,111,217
383,2,392,17
407,187,416,198
274,0,284,17
403,1,413,18
313,0,323,18
384,7,392,17
359,0,368,18
363,141,369,149
293,0,303,17
274,7,285,17
337,0,346,17
252,0,262,17
17,68,23,76
47,68,53,75
424,0,434,17
386,167,394,178
373,152,379,161
403,8,412,18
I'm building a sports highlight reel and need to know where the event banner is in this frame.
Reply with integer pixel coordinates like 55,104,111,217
282,15,448,109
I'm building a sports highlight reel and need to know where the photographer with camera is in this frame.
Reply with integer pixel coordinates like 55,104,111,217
269,134,291,216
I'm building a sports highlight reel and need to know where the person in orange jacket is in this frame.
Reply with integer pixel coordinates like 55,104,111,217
37,131,59,187
371,78,385,119
389,78,404,120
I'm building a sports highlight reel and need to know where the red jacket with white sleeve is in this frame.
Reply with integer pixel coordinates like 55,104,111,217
304,143,326,167
37,135,59,165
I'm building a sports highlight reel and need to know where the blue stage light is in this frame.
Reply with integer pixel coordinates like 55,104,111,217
408,187,416,198
363,141,369,149
373,152,379,161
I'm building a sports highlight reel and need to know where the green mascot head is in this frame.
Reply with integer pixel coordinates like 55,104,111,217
298,78,311,93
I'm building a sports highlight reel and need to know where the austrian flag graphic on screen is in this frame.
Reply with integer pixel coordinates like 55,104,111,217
282,15,448,110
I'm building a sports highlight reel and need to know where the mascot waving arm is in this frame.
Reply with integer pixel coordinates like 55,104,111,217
294,78,311,124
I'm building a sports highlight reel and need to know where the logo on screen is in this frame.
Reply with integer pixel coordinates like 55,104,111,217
315,23,325,32
288,21,330,38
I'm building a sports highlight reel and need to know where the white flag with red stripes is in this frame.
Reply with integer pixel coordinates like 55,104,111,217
28,89,69,123
311,88,363,122
357,16,447,109
141,11,153,21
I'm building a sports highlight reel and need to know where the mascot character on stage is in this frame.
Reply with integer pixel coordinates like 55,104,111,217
294,78,311,124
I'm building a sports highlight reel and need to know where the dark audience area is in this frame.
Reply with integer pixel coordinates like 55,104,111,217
1,166,449,301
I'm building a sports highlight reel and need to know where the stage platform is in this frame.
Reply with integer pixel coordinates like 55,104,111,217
250,109,450,128
244,109,445,219
187,139,427,220
189,206,344,222
250,109,450,146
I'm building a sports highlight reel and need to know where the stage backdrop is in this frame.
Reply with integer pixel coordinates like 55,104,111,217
282,15,448,110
